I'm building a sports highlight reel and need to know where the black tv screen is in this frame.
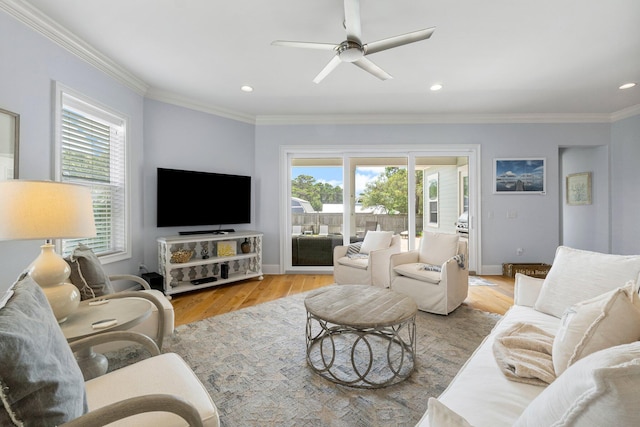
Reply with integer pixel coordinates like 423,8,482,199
157,168,251,227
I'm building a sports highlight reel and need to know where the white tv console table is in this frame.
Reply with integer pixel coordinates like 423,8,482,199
157,231,263,296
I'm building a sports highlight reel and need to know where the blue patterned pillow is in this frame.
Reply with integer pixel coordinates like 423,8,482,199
0,275,87,425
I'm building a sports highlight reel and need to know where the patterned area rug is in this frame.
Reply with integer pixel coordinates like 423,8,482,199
108,287,501,426
469,275,497,286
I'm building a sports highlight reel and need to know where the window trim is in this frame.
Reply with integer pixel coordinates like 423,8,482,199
53,82,131,264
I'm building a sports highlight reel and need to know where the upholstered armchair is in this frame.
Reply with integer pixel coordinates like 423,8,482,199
389,231,468,315
333,231,402,288
65,244,174,350
0,276,219,427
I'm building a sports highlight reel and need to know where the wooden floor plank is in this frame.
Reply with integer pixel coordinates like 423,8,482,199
171,274,514,327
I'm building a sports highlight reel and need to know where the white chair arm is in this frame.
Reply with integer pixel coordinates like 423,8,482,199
61,394,203,427
69,330,160,357
513,273,545,307
109,274,151,290
369,244,402,287
333,245,349,267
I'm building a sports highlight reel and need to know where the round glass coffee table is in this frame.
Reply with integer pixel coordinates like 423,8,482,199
304,285,417,388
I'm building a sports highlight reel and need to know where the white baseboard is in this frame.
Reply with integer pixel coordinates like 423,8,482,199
480,265,504,275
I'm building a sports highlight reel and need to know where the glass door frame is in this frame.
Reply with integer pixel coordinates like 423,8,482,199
280,145,482,274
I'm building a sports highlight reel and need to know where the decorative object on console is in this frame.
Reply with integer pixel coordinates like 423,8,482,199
0,180,96,322
241,238,251,253
217,240,237,257
170,249,194,263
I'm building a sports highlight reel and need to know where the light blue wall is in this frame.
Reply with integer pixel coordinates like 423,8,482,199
254,123,612,272
0,11,145,291
0,8,638,291
141,99,255,271
611,114,640,255
560,146,610,253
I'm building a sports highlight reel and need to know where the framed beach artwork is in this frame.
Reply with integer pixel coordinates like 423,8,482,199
566,172,592,205
494,158,546,194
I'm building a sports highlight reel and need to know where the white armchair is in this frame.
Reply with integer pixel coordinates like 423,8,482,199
333,231,402,288
390,231,468,315
65,245,174,350
0,276,219,427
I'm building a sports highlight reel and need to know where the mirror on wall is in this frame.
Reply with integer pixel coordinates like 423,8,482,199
0,108,19,180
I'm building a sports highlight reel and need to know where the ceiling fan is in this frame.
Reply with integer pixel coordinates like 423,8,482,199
272,0,435,84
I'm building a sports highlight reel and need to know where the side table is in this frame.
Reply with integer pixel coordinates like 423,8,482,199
61,297,152,380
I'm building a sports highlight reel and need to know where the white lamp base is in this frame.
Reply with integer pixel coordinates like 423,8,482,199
42,283,80,323
28,242,80,323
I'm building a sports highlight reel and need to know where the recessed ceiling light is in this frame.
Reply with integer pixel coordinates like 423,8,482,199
430,84,443,91
241,85,254,92
619,82,636,90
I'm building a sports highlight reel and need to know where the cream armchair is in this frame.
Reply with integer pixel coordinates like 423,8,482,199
65,245,174,350
390,231,468,315
333,231,402,288
0,276,219,427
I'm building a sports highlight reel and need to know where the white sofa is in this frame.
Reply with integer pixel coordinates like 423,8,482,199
418,246,640,427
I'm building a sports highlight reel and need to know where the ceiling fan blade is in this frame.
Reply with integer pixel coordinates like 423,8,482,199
364,27,435,55
313,55,342,84
353,57,392,81
344,0,362,43
271,40,337,51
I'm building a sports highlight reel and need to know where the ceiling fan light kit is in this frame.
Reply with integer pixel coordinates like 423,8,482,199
272,0,435,83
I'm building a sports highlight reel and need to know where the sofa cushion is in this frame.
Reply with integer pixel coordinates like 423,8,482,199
426,398,473,427
359,231,393,255
393,263,441,284
419,231,459,266
0,276,87,426
552,281,640,376
65,244,115,300
534,246,640,318
514,341,640,427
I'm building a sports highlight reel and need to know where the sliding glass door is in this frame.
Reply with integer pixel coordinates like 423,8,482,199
283,147,479,274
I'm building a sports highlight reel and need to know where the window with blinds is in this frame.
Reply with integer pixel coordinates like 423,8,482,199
55,88,128,261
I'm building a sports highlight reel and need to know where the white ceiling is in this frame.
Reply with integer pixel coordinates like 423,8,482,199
13,0,640,123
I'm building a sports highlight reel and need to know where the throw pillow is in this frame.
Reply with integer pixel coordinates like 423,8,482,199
534,246,640,318
346,241,363,256
513,341,640,427
418,231,459,266
552,281,640,376
0,276,87,425
65,244,114,300
427,398,474,427
358,231,393,255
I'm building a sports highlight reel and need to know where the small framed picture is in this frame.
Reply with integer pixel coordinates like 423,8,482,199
566,172,592,205
494,158,546,194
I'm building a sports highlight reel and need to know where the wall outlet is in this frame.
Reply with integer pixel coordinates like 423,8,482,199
516,248,524,256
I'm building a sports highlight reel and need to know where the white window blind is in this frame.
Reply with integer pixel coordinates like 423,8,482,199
57,90,128,259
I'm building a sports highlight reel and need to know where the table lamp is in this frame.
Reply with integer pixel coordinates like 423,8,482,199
0,180,96,322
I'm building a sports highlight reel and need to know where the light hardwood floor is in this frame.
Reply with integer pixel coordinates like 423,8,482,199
171,274,515,327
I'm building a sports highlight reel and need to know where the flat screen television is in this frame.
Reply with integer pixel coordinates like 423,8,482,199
157,168,251,227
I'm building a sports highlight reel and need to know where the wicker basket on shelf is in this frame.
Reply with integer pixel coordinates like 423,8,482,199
170,249,194,263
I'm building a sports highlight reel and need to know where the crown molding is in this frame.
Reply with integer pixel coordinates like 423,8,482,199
145,89,256,125
611,104,640,122
254,112,613,126
1,0,148,95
